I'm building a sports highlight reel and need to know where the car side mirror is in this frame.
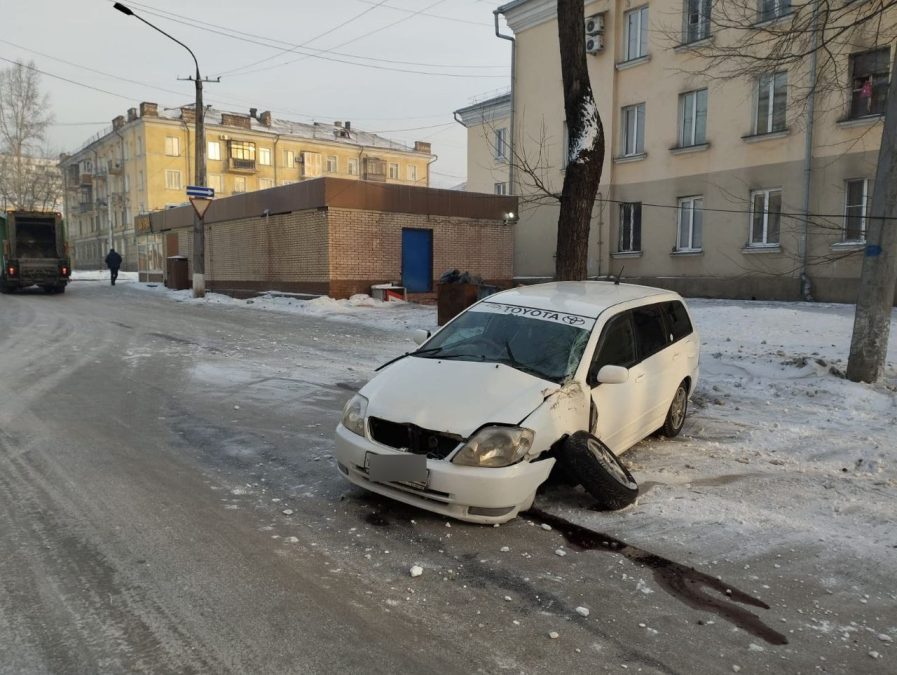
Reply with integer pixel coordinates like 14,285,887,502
411,329,431,346
596,365,629,385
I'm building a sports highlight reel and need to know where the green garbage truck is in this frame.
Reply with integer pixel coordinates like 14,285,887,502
1,210,71,294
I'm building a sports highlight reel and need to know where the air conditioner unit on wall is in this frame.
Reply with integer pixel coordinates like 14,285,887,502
585,14,604,35
586,33,604,54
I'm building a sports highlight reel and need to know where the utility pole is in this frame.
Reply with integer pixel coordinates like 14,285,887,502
113,2,218,297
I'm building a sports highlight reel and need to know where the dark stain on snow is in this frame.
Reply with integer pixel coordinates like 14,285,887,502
528,508,789,646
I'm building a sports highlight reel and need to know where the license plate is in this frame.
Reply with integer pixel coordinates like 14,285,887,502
366,452,428,485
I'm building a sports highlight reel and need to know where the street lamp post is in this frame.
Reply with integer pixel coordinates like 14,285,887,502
113,2,210,297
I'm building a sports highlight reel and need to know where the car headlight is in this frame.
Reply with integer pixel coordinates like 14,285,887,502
340,394,368,436
452,425,535,468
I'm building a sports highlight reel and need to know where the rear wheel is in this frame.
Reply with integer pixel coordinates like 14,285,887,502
558,431,638,510
660,381,689,437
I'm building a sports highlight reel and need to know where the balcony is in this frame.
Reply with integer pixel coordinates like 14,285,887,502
227,157,256,173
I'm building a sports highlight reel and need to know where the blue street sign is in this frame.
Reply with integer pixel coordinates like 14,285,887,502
186,185,214,198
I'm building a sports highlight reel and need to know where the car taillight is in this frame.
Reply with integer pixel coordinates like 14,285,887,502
6,265,15,277
61,265,70,277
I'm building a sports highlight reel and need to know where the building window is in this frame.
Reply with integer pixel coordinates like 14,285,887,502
138,170,144,191
683,0,710,43
621,103,645,156
755,72,787,134
301,152,322,178
229,141,256,170
494,182,508,195
165,136,180,156
284,150,295,168
165,169,182,190
407,164,418,181
347,158,359,176
844,179,868,242
207,141,220,161
259,177,274,190
758,0,790,23
494,127,508,160
136,136,143,155
850,48,890,119
259,147,272,166
678,89,708,147
233,176,246,193
388,162,399,179
623,6,648,61
619,202,642,252
326,155,338,173
124,174,130,192
677,196,703,251
208,174,223,194
750,188,782,246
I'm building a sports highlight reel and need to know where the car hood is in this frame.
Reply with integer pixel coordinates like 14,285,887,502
361,357,553,438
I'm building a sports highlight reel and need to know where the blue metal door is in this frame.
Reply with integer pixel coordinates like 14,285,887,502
401,228,433,292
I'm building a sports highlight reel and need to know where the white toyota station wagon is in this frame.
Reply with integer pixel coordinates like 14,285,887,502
334,281,700,524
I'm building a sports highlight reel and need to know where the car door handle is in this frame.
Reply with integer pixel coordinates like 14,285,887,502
672,352,680,361
635,373,645,383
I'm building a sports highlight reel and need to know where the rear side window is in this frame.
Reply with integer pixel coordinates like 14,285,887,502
664,301,693,342
632,304,668,358
592,313,637,372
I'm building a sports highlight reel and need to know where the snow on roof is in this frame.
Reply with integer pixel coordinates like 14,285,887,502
484,281,676,319
159,106,420,153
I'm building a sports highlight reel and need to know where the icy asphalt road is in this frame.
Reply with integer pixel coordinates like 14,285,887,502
0,281,893,674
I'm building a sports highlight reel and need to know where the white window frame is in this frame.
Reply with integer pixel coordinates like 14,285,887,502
207,174,223,194
749,188,782,246
494,182,508,195
388,162,399,179
755,72,788,134
623,6,649,61
621,103,646,157
164,169,182,190
259,147,272,166
843,178,868,242
301,152,322,178
677,196,703,251
619,202,642,252
758,0,790,23
284,150,295,168
407,164,418,181
165,136,180,157
494,127,508,161
326,155,338,173
259,177,274,190
684,0,710,43
233,176,247,194
347,158,359,176
207,141,221,161
678,89,708,147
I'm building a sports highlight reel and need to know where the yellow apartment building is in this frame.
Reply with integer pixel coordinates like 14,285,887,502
59,102,434,271
460,0,894,301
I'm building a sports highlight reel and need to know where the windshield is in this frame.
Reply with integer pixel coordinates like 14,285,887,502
416,302,593,383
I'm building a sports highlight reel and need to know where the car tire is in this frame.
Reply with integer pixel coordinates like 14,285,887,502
660,381,689,438
558,431,638,510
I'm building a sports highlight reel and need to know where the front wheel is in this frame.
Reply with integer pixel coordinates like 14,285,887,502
660,381,689,437
558,431,638,510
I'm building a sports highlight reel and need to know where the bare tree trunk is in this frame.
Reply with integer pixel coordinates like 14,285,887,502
846,47,897,383
555,0,605,281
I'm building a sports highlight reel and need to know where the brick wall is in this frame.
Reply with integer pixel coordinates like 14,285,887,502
328,208,513,297
161,207,512,298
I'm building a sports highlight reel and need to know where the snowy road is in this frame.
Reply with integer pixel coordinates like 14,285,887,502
0,279,894,674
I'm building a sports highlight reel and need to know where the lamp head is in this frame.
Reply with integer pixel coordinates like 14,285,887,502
113,3,134,16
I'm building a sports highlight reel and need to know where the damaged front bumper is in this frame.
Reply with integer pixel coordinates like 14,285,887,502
334,423,554,524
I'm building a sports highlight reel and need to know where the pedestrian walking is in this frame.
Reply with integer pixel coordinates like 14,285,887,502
105,248,122,286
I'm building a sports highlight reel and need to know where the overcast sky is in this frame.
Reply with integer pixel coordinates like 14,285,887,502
4,0,513,188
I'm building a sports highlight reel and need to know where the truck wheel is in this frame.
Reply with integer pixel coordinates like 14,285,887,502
558,431,638,511
660,381,689,437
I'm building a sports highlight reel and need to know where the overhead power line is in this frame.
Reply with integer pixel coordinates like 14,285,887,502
120,0,506,78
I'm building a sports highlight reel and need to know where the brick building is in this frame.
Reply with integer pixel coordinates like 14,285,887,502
145,177,517,298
